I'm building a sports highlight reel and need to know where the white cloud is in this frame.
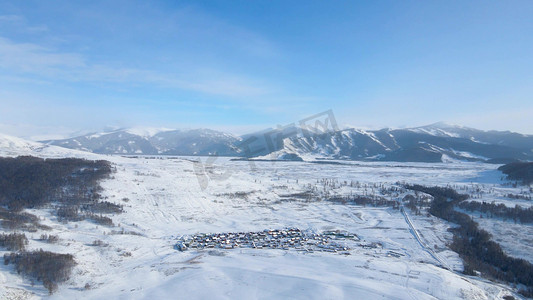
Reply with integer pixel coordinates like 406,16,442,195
0,14,48,32
0,37,85,72
0,123,83,141
0,14,24,23
0,36,273,97
451,108,533,135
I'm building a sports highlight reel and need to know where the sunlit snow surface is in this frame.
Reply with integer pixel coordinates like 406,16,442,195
0,138,528,299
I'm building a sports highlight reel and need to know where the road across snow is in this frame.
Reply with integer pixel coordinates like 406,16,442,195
400,207,451,270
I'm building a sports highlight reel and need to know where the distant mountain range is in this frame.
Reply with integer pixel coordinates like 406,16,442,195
37,123,533,163
42,128,241,156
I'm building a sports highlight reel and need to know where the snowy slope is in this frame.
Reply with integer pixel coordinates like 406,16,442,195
0,133,101,159
47,158,522,299
262,126,533,163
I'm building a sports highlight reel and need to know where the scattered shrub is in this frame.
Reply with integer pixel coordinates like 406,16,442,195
329,195,400,209
39,234,59,243
0,233,28,251
88,214,114,226
82,201,123,214
0,208,49,231
91,239,108,247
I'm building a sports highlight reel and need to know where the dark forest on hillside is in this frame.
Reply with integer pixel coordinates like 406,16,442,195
498,162,533,185
0,156,119,229
4,250,77,294
0,156,115,294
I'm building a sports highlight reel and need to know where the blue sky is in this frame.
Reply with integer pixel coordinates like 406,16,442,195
0,1,532,138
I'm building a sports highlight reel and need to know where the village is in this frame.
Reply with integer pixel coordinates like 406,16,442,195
175,228,357,253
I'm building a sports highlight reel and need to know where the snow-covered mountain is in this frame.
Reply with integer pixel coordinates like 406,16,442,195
150,129,241,156
40,123,533,163
257,123,533,163
409,122,533,150
42,128,242,156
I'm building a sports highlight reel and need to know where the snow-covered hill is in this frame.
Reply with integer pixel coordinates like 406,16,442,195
0,133,99,159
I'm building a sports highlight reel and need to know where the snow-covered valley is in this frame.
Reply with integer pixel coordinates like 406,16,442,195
0,137,531,299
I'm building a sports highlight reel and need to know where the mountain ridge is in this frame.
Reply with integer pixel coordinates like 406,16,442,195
34,124,533,163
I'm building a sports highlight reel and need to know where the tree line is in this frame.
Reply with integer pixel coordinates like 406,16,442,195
498,162,533,185
406,184,533,297
458,200,533,224
328,195,400,209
